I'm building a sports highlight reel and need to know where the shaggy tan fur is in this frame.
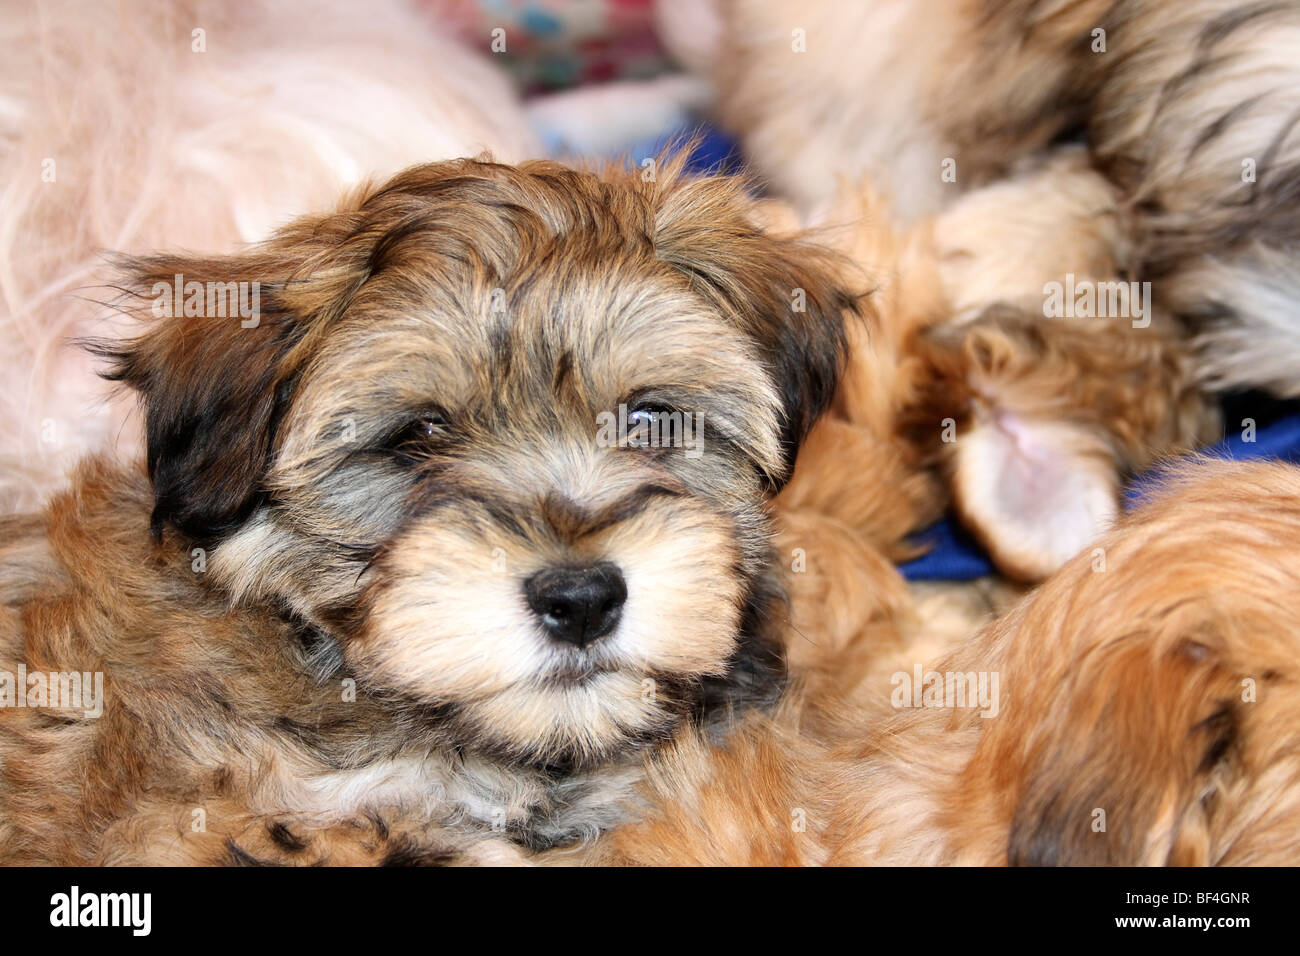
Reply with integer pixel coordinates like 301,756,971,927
0,0,537,513
793,162,1216,581
912,148,1218,579
708,0,1300,398
688,0,1298,582
0,156,859,864
593,459,1300,866
828,458,1300,866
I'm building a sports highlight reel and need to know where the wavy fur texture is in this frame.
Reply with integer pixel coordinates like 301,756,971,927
0,155,859,864
0,0,537,512
708,0,1300,399
595,459,1300,866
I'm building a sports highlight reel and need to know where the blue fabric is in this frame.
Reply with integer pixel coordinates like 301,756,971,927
628,124,747,177
896,514,998,581
901,407,1300,581
671,125,747,176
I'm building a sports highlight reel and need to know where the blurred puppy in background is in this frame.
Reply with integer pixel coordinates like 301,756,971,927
689,0,1299,578
908,149,1218,579
595,459,1300,866
827,458,1300,866
0,0,537,512
764,153,1216,583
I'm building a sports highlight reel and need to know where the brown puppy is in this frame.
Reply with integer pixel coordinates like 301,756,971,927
700,1,1295,581
595,459,1300,866
780,161,1216,582
0,156,857,864
828,458,1300,865
710,0,1300,397
909,148,1218,580
710,0,1104,220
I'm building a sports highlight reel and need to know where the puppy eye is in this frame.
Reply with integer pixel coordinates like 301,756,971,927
383,412,450,458
620,400,696,451
410,414,448,438
627,404,669,428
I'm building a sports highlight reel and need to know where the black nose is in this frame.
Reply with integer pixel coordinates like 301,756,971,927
524,563,627,648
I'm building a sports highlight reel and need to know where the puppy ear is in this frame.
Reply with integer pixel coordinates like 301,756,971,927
654,178,857,487
1007,630,1242,866
92,256,296,539
93,219,366,540
991,462,1300,865
907,306,1212,580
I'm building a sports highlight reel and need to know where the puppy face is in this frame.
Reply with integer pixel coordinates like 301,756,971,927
101,158,853,769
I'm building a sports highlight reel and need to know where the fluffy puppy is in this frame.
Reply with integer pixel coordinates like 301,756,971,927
708,0,1099,221
0,0,537,513
907,149,1218,579
828,458,1300,866
771,159,1215,582
706,0,1300,397
595,459,1300,866
0,156,856,864
1087,1,1300,398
